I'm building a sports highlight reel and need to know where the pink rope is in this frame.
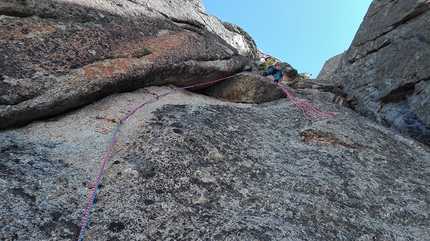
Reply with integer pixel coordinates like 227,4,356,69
276,82,336,120
77,74,335,240
77,74,237,241
77,122,121,241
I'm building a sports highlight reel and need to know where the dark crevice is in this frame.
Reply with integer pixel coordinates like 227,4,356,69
154,10,205,33
169,17,205,30
349,39,391,64
393,3,430,28
364,40,391,56
0,11,33,18
349,2,429,64
414,77,430,95
174,22,205,35
380,83,415,103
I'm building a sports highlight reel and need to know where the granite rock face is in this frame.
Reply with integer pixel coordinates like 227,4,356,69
205,73,286,104
1,0,430,240
317,0,430,146
0,0,258,129
1,85,429,240
316,51,345,81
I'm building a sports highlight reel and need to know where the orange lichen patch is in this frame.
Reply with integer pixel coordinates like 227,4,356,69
73,31,195,81
303,133,336,144
94,126,110,135
0,20,56,41
144,31,196,59
94,106,110,111
76,58,141,80
301,129,338,145
300,129,356,149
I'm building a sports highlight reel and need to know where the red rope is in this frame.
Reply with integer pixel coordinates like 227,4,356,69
276,82,336,120
77,74,237,241
77,74,335,240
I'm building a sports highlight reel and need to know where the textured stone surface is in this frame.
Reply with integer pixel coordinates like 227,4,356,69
0,85,429,240
0,0,257,130
316,0,430,146
1,0,430,240
205,73,286,104
316,51,344,80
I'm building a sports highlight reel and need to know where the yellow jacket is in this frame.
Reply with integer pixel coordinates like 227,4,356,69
265,57,277,71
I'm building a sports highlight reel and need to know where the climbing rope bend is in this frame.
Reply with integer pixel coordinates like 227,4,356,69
77,74,335,240
77,74,237,241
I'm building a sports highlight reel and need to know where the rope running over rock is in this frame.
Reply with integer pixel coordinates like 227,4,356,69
276,81,336,120
77,74,335,240
77,74,237,241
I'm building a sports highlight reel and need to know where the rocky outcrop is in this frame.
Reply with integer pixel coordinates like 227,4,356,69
0,0,258,130
1,0,430,240
127,0,259,59
205,73,286,104
316,51,344,80
221,22,260,60
316,0,430,146
288,79,354,108
1,84,429,240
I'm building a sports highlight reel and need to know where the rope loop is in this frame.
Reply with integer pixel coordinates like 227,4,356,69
276,82,336,120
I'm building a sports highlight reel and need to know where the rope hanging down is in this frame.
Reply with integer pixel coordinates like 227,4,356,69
276,81,336,120
77,74,335,240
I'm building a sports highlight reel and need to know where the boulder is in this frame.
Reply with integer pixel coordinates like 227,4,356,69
316,0,430,146
205,73,286,104
0,0,258,130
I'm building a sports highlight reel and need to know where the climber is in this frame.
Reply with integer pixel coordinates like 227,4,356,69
262,55,283,83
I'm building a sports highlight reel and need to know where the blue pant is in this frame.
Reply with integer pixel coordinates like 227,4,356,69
265,67,283,81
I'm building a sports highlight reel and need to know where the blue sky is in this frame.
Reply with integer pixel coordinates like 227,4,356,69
201,0,373,76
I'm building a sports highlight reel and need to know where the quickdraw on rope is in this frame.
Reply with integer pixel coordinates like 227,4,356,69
77,74,237,241
276,81,336,120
